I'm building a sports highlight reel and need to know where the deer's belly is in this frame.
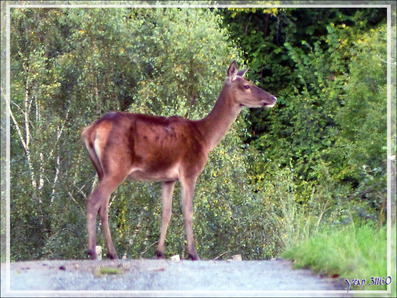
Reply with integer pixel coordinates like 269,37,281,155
127,165,179,182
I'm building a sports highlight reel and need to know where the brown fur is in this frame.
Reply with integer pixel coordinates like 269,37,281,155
82,61,277,260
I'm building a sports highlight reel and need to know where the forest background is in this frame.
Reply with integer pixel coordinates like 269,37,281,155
1,1,396,289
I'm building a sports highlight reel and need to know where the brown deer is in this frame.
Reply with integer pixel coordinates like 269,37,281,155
81,60,277,260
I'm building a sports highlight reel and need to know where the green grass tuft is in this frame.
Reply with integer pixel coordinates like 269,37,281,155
94,266,123,276
282,222,394,293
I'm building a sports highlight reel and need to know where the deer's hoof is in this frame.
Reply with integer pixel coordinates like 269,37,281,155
107,252,118,260
155,250,165,259
188,253,200,261
86,249,97,260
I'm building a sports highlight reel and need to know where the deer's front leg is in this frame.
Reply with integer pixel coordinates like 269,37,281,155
156,181,176,259
181,178,199,260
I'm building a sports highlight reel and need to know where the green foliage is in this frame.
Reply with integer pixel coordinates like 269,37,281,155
128,8,241,118
222,7,388,216
331,26,387,215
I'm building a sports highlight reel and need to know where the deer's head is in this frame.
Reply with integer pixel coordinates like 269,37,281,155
226,60,277,109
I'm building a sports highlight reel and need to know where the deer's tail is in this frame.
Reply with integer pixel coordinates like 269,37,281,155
81,126,104,181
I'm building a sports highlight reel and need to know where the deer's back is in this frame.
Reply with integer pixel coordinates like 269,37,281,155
83,112,209,182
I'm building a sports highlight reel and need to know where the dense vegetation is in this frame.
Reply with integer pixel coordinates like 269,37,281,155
5,4,394,279
221,4,393,248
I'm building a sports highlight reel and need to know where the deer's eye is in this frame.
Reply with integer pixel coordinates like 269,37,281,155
244,85,250,89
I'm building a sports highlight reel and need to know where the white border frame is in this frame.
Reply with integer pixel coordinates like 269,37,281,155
1,1,395,297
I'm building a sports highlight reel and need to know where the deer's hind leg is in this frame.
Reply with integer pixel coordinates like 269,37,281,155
98,195,118,259
86,176,124,260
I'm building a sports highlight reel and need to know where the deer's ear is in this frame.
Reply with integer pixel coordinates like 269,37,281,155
237,68,249,77
227,60,238,81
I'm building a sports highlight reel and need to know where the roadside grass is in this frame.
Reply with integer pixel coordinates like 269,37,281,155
282,221,395,294
94,266,123,277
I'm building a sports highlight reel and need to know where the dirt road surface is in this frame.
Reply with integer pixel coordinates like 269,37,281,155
1,258,348,297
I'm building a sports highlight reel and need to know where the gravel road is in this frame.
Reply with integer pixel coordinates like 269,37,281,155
1,258,348,297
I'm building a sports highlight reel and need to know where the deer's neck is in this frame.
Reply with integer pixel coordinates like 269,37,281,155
196,86,241,151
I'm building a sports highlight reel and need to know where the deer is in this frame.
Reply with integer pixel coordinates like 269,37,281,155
81,60,277,260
